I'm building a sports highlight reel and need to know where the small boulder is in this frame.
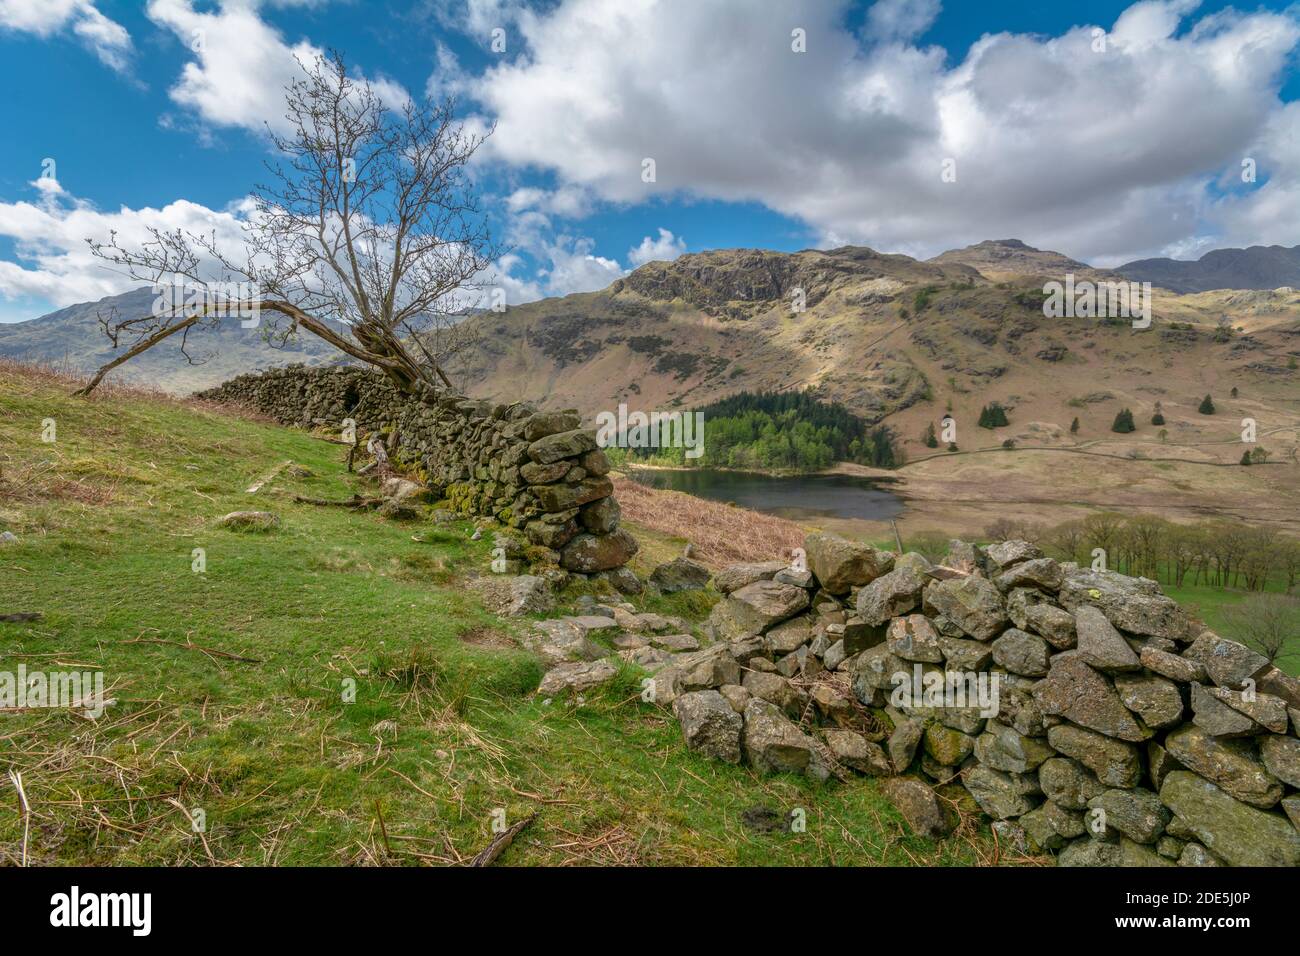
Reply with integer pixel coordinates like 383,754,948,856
674,690,744,764
925,575,1008,641
1046,724,1143,788
1164,725,1283,808
219,511,279,532
649,556,712,593
1073,605,1141,673
991,628,1050,677
741,698,830,780
804,532,893,595
883,778,954,838
712,560,787,594
1160,771,1300,867
537,660,618,696
708,580,810,639
824,729,892,776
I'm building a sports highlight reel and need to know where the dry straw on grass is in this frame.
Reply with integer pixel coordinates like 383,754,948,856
612,475,804,567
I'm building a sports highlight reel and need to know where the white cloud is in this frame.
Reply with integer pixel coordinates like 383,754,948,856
0,0,131,70
146,0,409,135
536,236,624,296
865,0,941,43
463,0,1300,264
0,178,250,307
628,228,686,266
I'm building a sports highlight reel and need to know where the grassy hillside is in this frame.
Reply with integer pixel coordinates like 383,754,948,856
0,363,999,866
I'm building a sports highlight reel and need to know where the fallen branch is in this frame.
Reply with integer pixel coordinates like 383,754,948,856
367,436,393,480
292,494,383,509
122,637,263,663
246,460,292,494
0,613,43,623
469,812,537,867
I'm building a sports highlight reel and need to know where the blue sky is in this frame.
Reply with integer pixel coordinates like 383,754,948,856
1,0,1298,323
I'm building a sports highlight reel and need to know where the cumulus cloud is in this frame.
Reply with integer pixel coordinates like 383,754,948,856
628,228,686,266
462,0,1300,264
0,0,132,70
146,0,409,135
0,178,250,307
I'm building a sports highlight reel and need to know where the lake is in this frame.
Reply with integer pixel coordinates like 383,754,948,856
625,467,905,523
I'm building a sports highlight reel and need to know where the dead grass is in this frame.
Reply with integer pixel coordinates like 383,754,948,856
612,475,804,566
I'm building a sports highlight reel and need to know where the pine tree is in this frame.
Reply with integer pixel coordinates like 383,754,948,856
1240,450,1252,465
1151,401,1164,426
979,402,1009,429
923,422,938,448
1111,408,1136,433
1230,386,1238,398
1070,417,1080,434
1199,394,1215,415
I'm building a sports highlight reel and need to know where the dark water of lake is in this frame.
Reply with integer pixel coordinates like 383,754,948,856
625,468,905,522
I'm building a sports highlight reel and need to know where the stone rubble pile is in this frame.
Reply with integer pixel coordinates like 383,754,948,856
198,365,637,576
619,533,1298,867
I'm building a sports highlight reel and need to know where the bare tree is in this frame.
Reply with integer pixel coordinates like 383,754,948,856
78,51,498,397
1224,593,1300,666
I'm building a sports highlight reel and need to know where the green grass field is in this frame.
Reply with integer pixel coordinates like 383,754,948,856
0,369,999,866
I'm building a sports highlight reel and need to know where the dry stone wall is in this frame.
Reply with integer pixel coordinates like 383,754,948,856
197,365,637,573
656,534,1300,867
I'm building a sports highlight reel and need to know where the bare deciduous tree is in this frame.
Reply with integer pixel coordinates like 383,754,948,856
78,51,498,397
1224,593,1300,666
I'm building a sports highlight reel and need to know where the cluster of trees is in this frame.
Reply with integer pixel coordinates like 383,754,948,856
983,512,1300,594
1111,408,1136,433
977,402,1010,428
614,391,902,472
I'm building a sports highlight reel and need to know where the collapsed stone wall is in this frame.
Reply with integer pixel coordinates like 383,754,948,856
657,534,1300,867
197,365,637,573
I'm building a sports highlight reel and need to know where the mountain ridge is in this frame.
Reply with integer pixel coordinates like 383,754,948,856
1115,244,1300,294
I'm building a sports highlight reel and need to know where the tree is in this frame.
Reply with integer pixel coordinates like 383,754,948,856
978,402,1009,428
78,52,499,398
1224,594,1300,665
1150,401,1164,426
1240,450,1252,465
922,421,938,448
1070,417,1080,434
1230,386,1238,398
1111,408,1136,433
1198,394,1216,414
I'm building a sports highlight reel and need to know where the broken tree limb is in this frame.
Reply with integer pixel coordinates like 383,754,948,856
0,613,43,623
246,460,292,494
469,812,537,867
73,315,201,396
292,494,383,509
367,436,393,480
